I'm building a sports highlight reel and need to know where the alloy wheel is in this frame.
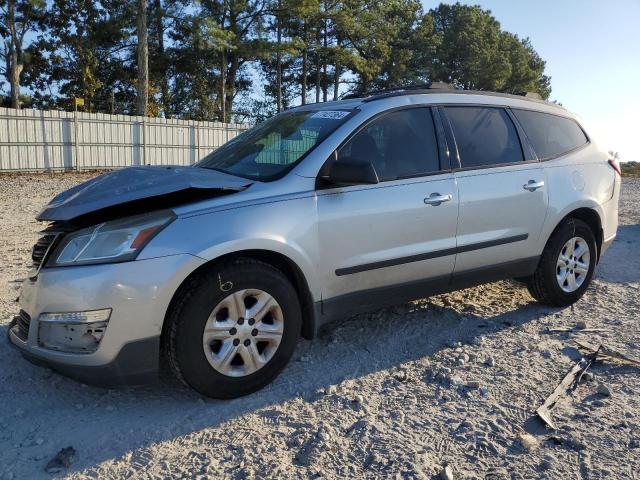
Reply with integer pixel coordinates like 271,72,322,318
556,236,590,293
202,289,284,377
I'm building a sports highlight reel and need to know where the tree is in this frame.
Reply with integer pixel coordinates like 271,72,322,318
430,3,509,90
31,0,134,112
428,3,551,98
1,0,553,118
136,0,149,115
148,0,187,116
170,1,267,121
336,0,425,94
258,0,313,114
502,34,551,98
169,13,229,119
207,0,268,121
291,0,320,104
0,0,45,108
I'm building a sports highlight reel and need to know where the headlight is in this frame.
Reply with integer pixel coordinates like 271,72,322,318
48,210,175,266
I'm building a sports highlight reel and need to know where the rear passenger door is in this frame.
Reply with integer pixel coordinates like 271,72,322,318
441,106,548,277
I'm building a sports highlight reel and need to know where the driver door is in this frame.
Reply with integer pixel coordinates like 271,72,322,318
316,107,459,316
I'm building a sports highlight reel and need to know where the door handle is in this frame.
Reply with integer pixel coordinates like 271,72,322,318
523,180,545,192
424,193,453,206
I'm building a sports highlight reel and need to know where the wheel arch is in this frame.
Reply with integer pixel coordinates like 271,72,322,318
549,207,604,262
161,249,317,358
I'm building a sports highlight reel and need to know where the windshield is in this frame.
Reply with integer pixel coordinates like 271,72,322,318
197,109,354,181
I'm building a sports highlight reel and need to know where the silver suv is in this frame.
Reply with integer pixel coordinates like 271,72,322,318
9,88,621,398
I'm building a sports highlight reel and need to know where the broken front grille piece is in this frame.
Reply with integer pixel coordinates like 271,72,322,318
13,310,31,341
30,221,74,277
32,233,58,268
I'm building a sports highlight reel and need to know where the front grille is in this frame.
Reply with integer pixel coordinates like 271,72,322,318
13,310,31,341
30,222,72,274
32,233,58,268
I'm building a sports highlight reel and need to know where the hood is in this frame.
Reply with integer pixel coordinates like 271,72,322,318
37,165,252,222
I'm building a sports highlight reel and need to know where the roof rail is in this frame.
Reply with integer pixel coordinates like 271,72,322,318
515,91,543,100
429,82,455,90
341,82,455,101
339,84,558,108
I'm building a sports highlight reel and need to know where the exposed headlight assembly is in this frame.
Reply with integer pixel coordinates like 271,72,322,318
48,210,175,267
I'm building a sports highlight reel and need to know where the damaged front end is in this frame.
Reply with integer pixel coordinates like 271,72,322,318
37,165,252,222
37,309,112,354
30,165,251,276
8,165,248,383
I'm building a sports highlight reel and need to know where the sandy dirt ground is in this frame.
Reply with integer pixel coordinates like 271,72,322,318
0,173,638,479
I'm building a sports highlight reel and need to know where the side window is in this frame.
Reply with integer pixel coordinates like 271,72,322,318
444,107,524,168
512,109,588,159
338,108,440,181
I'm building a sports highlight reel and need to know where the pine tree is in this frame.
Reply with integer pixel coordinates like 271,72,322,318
0,0,46,108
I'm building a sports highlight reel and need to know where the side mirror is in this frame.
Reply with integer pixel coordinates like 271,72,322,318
328,156,379,186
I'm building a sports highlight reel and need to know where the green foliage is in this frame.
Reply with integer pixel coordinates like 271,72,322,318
1,1,553,120
0,0,47,106
339,0,427,93
621,161,639,177
27,0,136,111
428,3,550,97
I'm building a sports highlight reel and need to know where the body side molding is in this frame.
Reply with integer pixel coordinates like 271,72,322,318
335,234,529,276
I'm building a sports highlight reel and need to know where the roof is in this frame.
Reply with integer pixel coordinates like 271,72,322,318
289,86,566,116
342,86,563,110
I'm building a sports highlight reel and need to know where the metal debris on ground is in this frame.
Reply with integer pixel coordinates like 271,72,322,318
574,341,640,368
536,341,640,430
44,447,76,474
544,327,607,334
536,346,601,430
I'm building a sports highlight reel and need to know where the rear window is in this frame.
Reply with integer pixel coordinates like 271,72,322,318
444,107,524,168
512,109,588,159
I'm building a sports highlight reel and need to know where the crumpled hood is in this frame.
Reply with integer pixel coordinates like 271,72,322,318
37,165,252,222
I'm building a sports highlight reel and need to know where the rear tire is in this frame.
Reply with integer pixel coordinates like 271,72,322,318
165,259,301,398
527,219,597,307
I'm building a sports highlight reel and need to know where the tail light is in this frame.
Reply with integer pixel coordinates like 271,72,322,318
608,157,622,176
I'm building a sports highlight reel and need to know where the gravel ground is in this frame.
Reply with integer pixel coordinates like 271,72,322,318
0,173,639,479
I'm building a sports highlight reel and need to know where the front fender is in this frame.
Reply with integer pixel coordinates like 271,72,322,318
139,195,321,300
195,237,319,299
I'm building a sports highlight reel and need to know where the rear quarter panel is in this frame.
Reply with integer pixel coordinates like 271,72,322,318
538,143,616,254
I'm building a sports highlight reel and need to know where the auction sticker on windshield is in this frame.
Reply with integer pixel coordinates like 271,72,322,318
310,110,351,120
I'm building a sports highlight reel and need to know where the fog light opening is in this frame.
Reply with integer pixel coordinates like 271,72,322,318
37,309,111,354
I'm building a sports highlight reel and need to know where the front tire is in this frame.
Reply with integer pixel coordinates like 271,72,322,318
527,218,597,307
166,259,301,398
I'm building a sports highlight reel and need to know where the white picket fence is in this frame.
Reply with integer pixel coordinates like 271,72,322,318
0,107,249,171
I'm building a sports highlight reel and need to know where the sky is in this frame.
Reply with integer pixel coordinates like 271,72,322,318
421,0,640,161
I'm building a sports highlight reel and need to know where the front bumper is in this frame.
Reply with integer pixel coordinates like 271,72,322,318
601,233,616,257
8,253,206,386
10,333,161,385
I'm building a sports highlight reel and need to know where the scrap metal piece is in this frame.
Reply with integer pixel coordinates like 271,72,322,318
536,347,600,430
544,327,607,334
574,341,640,368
